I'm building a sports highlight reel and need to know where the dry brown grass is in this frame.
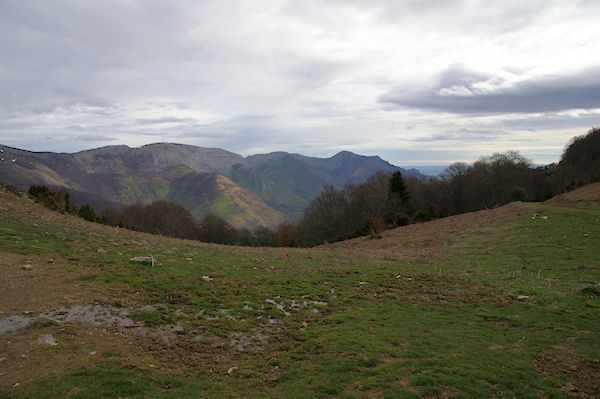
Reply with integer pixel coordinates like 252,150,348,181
326,202,534,260
547,182,600,206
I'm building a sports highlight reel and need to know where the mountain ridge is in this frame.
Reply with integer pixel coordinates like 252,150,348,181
0,142,422,228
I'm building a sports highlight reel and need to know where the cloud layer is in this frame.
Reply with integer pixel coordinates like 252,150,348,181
1,0,599,166
380,65,600,114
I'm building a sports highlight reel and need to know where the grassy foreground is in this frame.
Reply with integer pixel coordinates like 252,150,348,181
0,193,599,398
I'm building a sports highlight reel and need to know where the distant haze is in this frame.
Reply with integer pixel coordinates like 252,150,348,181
1,1,599,166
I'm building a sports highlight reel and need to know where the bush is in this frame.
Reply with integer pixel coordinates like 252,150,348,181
78,203,98,222
510,185,528,202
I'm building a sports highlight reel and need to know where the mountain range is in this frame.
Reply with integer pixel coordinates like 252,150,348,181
0,143,422,229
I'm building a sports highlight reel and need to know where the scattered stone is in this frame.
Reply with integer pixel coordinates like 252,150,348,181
583,233,589,237
38,333,58,346
149,363,157,368
171,325,185,334
517,295,529,301
564,382,577,392
227,366,238,376
22,311,32,315
21,264,33,271
0,357,6,362
13,383,20,388
301,321,308,328
359,281,368,285
47,259,55,264
96,248,106,254
90,351,96,356
541,216,549,220
202,275,213,282
266,299,291,316
130,255,155,266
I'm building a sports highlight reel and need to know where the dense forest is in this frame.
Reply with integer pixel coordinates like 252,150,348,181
25,127,600,247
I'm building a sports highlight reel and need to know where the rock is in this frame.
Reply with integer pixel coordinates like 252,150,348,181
202,275,213,282
38,333,58,346
21,264,33,271
130,256,155,266
13,383,20,388
541,216,549,220
301,321,308,328
96,248,106,253
227,366,238,376
171,325,185,334
564,382,578,392
517,295,529,301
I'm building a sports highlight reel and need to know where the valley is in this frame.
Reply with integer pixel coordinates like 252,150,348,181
0,143,421,229
1,182,598,398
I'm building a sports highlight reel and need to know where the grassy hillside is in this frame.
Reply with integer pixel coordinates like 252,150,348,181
0,184,598,398
165,173,286,229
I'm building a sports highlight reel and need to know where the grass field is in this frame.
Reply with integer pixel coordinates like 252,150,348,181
0,185,598,398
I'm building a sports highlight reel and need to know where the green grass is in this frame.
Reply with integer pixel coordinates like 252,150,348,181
1,203,599,398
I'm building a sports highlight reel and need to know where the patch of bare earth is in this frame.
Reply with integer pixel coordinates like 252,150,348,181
327,202,533,259
534,351,600,398
547,182,600,206
0,252,138,314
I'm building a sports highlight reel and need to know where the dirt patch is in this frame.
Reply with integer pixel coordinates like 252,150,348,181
0,252,141,315
547,183,600,206
533,351,600,398
0,305,284,390
326,202,533,259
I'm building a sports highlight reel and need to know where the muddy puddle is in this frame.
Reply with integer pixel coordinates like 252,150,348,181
1,305,145,337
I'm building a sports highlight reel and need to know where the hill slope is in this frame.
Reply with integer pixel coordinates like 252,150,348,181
0,143,421,226
1,183,598,397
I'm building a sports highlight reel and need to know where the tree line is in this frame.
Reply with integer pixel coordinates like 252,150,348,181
289,127,600,246
26,127,599,248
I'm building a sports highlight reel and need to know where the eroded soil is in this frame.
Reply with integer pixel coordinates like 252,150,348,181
534,351,600,398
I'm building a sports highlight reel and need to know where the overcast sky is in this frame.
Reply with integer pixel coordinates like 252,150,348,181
1,0,599,168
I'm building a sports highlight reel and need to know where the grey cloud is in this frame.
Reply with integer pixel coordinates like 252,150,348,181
136,117,196,125
412,128,506,142
500,112,600,131
74,135,118,142
380,65,600,114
